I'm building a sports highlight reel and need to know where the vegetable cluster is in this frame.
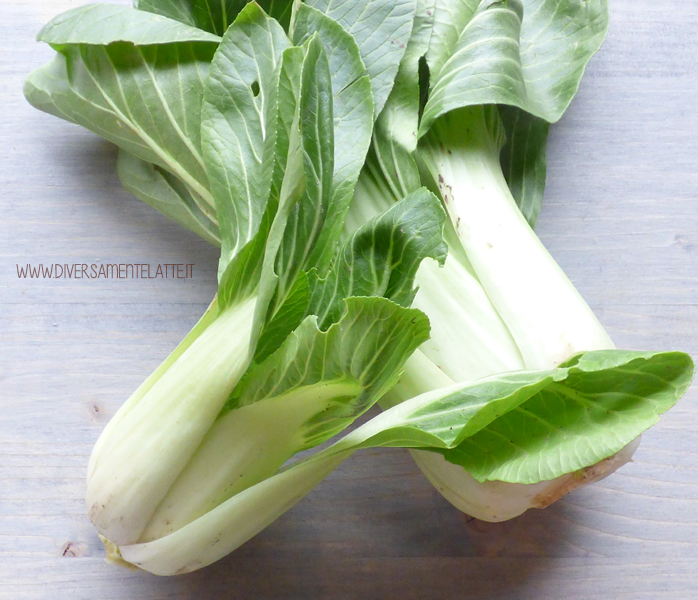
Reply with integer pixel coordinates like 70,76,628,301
26,0,694,575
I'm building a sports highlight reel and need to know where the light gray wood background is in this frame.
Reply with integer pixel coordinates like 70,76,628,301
1,0,696,598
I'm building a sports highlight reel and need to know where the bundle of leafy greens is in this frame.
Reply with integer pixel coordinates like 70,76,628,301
25,0,694,574
41,1,457,573
346,0,651,518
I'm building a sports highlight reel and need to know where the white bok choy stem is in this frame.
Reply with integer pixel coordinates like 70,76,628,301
139,379,362,543
86,296,221,481
418,105,615,369
342,0,654,520
353,160,571,520
353,104,638,520
401,105,639,519
86,295,258,545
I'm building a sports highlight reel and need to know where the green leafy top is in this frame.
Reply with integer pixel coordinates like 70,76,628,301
201,3,290,276
25,27,218,217
308,187,447,329
331,349,694,484
304,0,417,117
195,6,450,432
231,296,432,448
38,3,222,45
420,0,609,133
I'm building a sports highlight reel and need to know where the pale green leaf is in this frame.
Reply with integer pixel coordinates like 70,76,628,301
420,0,609,133
230,297,432,449
117,150,221,246
38,3,221,44
441,350,695,483
305,0,417,117
350,0,435,215
499,105,549,228
201,3,290,276
24,41,217,217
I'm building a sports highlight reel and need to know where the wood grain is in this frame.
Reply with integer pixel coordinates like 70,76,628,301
1,0,696,598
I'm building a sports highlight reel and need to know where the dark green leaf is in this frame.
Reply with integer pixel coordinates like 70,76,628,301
136,0,294,35
292,4,375,271
309,187,447,329
499,106,549,228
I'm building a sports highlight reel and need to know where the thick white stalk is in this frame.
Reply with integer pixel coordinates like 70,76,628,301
116,449,350,575
86,295,257,545
351,113,634,520
382,351,580,521
87,297,220,480
139,380,361,542
383,351,640,521
419,106,614,370
410,438,641,521
414,255,523,381
408,107,637,518
350,157,525,381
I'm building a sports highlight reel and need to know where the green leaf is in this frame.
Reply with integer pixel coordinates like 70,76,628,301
117,150,221,246
276,33,335,299
254,271,309,362
136,0,294,35
350,0,435,215
292,4,375,271
229,297,432,449
309,187,447,329
24,41,217,217
440,350,695,483
256,180,447,360
250,35,333,348
201,2,290,276
499,105,549,228
217,199,282,310
350,1,551,230
374,0,435,154
420,0,609,133
270,44,306,203
424,0,479,80
322,351,694,476
305,0,417,117
38,3,221,44
335,368,560,452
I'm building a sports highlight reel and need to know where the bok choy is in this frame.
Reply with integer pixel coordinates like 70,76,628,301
337,0,695,520
23,0,694,573
75,3,450,573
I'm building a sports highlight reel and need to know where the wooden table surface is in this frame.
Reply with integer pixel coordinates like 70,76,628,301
1,1,697,598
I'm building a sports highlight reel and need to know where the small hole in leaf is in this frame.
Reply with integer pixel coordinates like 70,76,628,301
417,55,430,123
251,81,260,97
